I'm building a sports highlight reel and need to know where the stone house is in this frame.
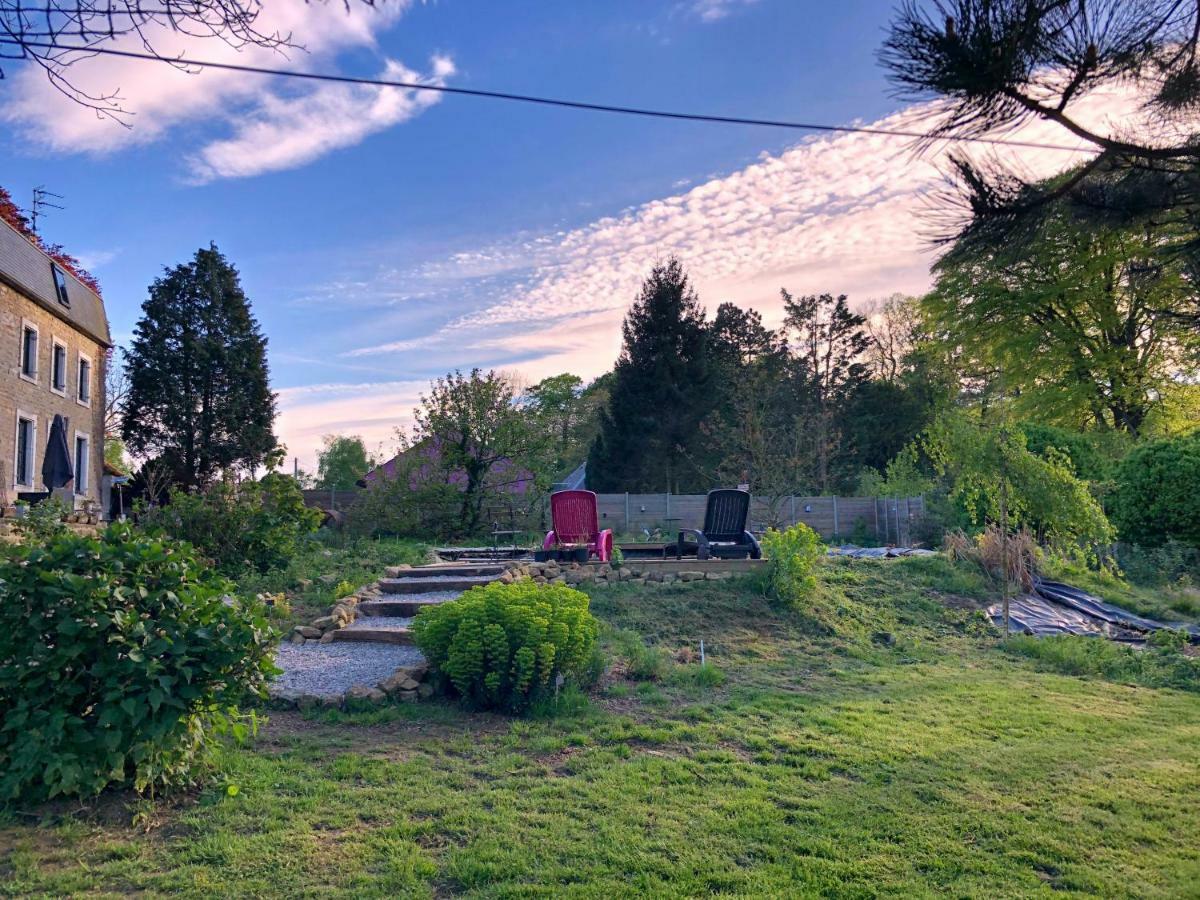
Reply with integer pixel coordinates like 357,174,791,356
0,217,109,510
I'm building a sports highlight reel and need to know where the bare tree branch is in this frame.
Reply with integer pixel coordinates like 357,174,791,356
0,1,380,118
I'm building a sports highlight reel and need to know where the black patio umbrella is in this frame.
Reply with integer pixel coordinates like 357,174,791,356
42,414,74,491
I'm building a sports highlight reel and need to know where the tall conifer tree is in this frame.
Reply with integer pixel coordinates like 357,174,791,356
588,258,712,492
122,244,276,487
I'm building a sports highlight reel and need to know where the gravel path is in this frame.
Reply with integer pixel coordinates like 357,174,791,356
366,590,461,605
344,615,413,630
271,642,426,699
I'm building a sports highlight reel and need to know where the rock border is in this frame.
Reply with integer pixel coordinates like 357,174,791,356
269,661,434,710
499,559,733,587
285,580,387,646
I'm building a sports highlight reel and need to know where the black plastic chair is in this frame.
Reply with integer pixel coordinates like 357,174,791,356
676,489,762,560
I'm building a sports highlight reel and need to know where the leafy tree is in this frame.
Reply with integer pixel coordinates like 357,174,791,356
880,410,1114,547
925,194,1200,435
315,435,375,491
121,245,276,488
522,374,606,480
781,291,872,492
880,0,1200,263
411,368,538,535
709,302,779,372
103,436,129,475
1109,432,1200,548
588,258,714,492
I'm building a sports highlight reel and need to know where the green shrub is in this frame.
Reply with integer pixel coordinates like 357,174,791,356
761,522,824,607
1006,633,1200,693
609,628,671,681
140,473,322,574
411,580,600,712
1115,540,1200,589
16,496,71,543
0,525,278,802
1110,432,1200,548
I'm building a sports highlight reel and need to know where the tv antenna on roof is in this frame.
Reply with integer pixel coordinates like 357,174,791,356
30,186,64,232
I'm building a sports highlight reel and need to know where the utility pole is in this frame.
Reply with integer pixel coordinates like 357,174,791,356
30,186,65,232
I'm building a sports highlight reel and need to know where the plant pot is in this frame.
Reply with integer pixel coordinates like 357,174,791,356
560,547,589,564
532,549,554,562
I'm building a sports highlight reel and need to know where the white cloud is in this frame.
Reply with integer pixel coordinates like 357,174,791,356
688,0,759,22
2,2,437,179
187,55,454,182
279,86,1143,467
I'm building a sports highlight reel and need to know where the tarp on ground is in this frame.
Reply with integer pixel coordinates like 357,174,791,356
989,579,1200,643
827,546,937,558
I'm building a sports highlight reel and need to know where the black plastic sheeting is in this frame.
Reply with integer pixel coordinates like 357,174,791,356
989,579,1200,643
827,546,937,559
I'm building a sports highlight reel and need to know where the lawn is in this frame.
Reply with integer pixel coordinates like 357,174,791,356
2,555,1198,897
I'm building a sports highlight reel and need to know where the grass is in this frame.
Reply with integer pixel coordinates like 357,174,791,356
2,555,1199,897
239,534,430,629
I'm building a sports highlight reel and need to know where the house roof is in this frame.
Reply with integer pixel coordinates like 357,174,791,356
0,217,111,347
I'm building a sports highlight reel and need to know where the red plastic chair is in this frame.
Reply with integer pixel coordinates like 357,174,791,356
544,490,613,562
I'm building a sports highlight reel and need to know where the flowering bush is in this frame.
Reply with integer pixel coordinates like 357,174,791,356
411,580,599,712
0,525,278,802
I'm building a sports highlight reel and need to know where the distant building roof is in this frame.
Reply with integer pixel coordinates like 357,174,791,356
0,217,111,347
554,462,587,492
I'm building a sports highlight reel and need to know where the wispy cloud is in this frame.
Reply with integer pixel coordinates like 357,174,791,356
187,55,454,182
687,0,759,23
1,2,436,180
278,86,1141,466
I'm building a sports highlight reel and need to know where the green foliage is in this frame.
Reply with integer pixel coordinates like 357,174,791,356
409,368,542,536
411,580,600,712
760,522,824,607
1019,422,1114,483
0,524,277,802
609,546,624,569
923,188,1199,436
1114,540,1200,591
589,257,715,493
314,434,375,491
1007,633,1200,693
104,436,130,475
1109,432,1200,548
891,411,1114,549
140,473,321,574
609,628,671,681
16,497,71,543
122,244,276,488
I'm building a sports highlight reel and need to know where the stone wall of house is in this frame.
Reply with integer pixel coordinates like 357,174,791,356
0,280,106,508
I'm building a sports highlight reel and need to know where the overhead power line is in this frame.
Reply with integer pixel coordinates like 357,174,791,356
1,39,1092,153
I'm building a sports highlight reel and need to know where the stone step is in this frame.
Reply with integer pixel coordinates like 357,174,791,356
357,598,450,617
386,564,505,579
379,575,499,594
330,627,415,646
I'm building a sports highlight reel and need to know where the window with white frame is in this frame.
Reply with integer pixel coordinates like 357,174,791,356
77,353,91,405
19,322,38,380
74,432,90,495
15,413,35,487
51,338,67,394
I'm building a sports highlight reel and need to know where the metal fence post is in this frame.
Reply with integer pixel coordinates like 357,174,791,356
625,492,630,533
832,496,839,538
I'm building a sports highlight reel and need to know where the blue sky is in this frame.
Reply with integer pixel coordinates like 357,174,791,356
0,0,1114,468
